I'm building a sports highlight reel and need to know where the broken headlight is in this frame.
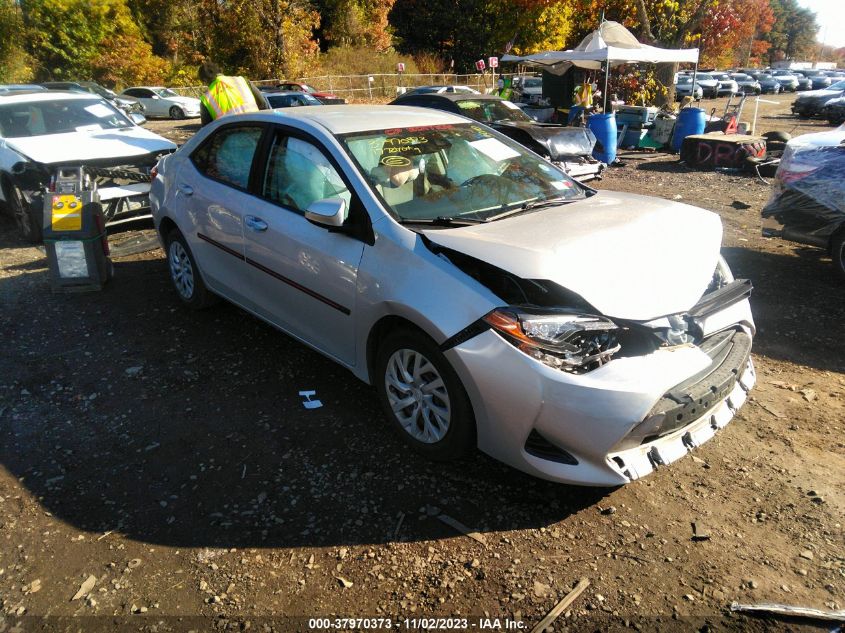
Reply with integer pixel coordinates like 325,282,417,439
707,255,735,293
483,308,620,372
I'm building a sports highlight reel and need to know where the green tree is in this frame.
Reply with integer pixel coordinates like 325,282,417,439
0,1,33,82
20,0,169,85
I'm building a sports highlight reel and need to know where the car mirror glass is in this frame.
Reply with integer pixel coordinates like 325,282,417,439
304,198,347,228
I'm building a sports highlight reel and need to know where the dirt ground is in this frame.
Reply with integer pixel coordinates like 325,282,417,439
0,93,842,633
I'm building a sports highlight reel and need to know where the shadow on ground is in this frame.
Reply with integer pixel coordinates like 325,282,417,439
0,248,609,552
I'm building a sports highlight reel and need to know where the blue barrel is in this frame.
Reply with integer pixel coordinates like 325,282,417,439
587,112,617,164
671,107,706,152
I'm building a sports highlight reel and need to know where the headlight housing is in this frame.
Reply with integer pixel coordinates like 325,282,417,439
483,308,620,372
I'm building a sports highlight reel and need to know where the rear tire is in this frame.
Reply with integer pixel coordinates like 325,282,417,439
164,228,217,309
169,106,185,120
375,328,475,462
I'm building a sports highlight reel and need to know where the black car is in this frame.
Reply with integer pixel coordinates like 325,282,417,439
261,90,323,108
824,97,845,125
755,73,783,94
390,92,605,181
800,71,832,89
791,80,845,117
729,73,761,95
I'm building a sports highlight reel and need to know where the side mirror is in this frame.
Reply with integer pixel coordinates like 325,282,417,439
129,112,146,126
151,95,160,100
305,198,347,228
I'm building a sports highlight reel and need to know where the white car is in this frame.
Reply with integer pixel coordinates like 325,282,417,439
513,76,543,103
150,105,755,486
120,86,202,120
0,91,176,241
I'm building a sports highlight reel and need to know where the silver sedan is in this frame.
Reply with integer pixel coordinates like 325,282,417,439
150,106,756,486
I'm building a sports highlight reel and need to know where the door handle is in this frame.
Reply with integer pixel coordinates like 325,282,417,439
178,183,193,196
245,215,268,232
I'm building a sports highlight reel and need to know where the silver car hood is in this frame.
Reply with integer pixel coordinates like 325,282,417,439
423,191,723,321
7,126,176,165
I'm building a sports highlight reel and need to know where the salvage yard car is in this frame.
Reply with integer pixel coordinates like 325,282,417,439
762,124,845,279
791,79,845,118
120,86,202,119
150,105,756,486
0,90,176,241
390,92,605,182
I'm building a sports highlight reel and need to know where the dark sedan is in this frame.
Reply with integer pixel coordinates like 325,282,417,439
755,74,783,94
390,92,605,182
729,73,761,95
791,80,845,117
801,71,832,89
262,90,323,108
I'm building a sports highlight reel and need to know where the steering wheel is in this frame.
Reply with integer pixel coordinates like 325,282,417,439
460,173,507,188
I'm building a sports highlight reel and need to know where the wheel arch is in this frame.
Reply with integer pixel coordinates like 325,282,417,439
365,314,435,385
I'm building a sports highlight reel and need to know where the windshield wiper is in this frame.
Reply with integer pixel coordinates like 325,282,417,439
485,195,574,222
397,215,487,227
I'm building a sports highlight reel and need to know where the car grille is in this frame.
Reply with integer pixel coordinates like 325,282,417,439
619,329,752,449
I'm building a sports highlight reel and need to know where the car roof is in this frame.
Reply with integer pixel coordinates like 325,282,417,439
266,104,468,134
264,90,317,97
124,86,166,90
399,93,502,103
0,90,101,103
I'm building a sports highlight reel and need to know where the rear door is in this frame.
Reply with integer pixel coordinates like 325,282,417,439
238,126,368,366
177,122,266,306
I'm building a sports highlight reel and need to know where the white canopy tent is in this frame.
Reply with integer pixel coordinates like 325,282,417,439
502,21,700,109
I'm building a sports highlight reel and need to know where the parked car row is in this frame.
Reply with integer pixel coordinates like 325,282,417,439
675,67,843,98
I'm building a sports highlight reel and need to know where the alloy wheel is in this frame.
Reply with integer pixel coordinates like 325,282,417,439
168,240,195,300
384,348,451,444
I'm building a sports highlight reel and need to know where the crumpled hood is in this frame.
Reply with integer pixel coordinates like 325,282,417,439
6,126,176,165
423,191,723,321
494,121,596,159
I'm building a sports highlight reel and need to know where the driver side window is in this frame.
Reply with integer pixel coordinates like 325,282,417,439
262,134,351,212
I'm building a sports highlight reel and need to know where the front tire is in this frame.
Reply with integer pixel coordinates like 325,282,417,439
375,328,475,461
4,181,41,243
169,106,185,120
164,228,217,308
831,231,845,282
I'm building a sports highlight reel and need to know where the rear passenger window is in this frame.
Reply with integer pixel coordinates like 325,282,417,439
191,126,263,189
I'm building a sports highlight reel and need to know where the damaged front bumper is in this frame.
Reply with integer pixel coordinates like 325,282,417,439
444,295,755,486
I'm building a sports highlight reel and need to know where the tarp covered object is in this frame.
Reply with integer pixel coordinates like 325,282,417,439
762,125,845,240
502,21,699,75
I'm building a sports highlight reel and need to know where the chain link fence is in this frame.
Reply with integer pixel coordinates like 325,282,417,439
172,72,516,102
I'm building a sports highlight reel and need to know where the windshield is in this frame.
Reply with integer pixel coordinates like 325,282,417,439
455,99,532,123
696,74,714,81
523,78,542,88
829,80,845,90
154,88,179,97
676,76,693,84
340,123,584,223
0,98,130,138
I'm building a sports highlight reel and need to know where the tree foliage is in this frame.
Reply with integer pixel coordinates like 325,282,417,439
5,0,825,88
0,1,33,82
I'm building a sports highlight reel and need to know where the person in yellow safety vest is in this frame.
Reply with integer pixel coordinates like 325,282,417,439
198,61,268,126
573,79,594,108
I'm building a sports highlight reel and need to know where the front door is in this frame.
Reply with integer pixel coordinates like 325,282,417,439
240,129,365,366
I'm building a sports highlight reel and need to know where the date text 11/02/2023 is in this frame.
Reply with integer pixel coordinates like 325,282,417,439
307,617,526,630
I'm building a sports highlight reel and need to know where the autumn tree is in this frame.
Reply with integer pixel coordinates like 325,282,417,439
763,0,818,63
20,0,167,85
0,0,32,82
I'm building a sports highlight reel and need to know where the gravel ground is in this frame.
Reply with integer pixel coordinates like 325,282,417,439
0,93,842,633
